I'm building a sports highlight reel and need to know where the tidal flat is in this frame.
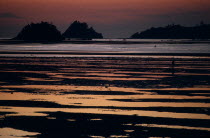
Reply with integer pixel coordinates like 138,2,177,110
0,56,210,138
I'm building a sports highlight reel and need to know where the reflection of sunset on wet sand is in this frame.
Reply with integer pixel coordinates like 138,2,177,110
0,56,210,137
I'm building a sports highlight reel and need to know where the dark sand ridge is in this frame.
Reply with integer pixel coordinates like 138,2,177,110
1,111,210,138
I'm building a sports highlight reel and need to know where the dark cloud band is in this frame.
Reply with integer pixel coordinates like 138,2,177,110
0,12,22,19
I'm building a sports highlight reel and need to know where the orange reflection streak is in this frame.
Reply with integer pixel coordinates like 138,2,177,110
1,106,210,120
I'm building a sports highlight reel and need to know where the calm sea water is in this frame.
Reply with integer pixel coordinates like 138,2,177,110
0,39,210,55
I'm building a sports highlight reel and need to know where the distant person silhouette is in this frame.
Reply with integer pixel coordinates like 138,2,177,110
171,59,175,75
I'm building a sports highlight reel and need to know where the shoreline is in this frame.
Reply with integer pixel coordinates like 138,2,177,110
1,39,210,45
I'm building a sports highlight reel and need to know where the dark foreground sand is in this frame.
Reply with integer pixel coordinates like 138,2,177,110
0,55,210,138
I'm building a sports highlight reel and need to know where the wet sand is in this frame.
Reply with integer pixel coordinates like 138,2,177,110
0,56,210,137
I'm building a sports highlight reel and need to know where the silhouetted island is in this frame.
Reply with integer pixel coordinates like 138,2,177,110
131,23,210,39
62,21,103,40
14,22,63,42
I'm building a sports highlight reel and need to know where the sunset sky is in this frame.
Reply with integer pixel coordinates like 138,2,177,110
0,0,210,38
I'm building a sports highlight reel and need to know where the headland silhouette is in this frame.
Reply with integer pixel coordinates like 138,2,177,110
62,21,103,40
14,22,63,42
131,23,210,39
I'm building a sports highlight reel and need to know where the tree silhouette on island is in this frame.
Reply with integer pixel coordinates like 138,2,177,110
62,21,103,40
14,21,103,42
14,22,63,42
13,21,210,41
131,23,210,39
